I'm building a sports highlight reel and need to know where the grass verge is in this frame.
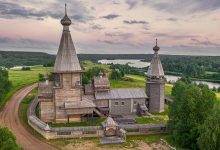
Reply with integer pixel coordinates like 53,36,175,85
18,88,45,140
50,118,105,127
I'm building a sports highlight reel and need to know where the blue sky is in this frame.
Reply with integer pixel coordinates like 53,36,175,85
0,0,220,55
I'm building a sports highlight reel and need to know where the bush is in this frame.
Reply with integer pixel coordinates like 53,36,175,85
82,67,105,85
0,127,22,150
38,73,44,81
21,66,31,71
110,69,123,80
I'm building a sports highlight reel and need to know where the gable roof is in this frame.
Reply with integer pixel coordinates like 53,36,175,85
95,88,148,100
94,76,110,88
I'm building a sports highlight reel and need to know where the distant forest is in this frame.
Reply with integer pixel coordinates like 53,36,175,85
0,51,220,81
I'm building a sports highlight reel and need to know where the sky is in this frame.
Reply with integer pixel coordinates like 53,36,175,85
0,0,220,56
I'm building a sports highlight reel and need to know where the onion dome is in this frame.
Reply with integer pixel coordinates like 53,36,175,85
61,4,72,26
153,39,160,53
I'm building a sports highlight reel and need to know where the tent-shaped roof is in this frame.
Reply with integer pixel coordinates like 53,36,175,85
53,4,82,73
102,116,118,127
147,39,164,78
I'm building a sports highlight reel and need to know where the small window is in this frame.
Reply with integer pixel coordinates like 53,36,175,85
121,102,125,106
54,74,61,87
134,101,137,105
75,81,81,86
115,102,118,106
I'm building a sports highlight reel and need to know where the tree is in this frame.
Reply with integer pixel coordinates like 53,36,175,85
0,127,22,150
218,87,220,93
110,69,122,80
38,73,44,81
21,66,31,71
168,82,216,149
82,67,105,85
0,68,12,101
197,102,220,150
171,80,186,99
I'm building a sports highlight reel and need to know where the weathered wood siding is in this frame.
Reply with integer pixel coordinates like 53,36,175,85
93,99,109,108
40,101,55,122
110,99,131,115
110,98,146,115
146,82,164,112
54,73,82,123
132,98,146,112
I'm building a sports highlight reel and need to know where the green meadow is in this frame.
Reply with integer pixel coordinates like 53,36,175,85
0,66,50,109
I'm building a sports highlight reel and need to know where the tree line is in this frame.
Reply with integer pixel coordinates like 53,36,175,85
1,51,220,81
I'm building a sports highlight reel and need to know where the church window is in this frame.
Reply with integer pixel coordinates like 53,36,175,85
121,102,125,106
115,102,118,106
54,74,61,87
75,81,81,86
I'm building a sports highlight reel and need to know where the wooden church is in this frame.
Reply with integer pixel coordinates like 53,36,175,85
38,5,165,123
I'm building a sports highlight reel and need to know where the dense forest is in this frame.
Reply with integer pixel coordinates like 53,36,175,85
0,51,55,68
0,51,220,81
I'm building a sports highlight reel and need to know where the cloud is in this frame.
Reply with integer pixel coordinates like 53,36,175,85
126,0,139,9
123,20,148,25
0,1,94,22
0,36,57,50
0,2,47,19
105,32,134,39
167,17,178,21
191,38,220,47
91,24,104,30
100,40,123,45
100,14,120,20
154,33,198,40
144,0,220,14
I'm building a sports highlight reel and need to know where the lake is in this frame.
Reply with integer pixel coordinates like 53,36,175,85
166,75,220,89
98,59,150,68
98,59,220,89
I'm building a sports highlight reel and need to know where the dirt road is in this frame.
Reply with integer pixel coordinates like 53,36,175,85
0,84,59,150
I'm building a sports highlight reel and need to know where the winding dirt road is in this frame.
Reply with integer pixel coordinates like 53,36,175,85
0,84,60,150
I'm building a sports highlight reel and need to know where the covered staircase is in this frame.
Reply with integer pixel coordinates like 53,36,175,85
93,108,105,117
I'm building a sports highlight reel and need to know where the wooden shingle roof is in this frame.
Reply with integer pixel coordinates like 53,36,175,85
53,6,82,73
147,40,164,77
95,88,148,100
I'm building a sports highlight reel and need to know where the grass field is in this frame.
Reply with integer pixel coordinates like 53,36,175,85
81,61,110,71
110,74,174,98
0,66,50,109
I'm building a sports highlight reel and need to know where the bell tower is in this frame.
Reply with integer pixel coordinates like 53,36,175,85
53,4,84,122
146,39,165,112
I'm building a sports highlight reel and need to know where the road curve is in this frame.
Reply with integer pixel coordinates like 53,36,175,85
0,84,60,150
